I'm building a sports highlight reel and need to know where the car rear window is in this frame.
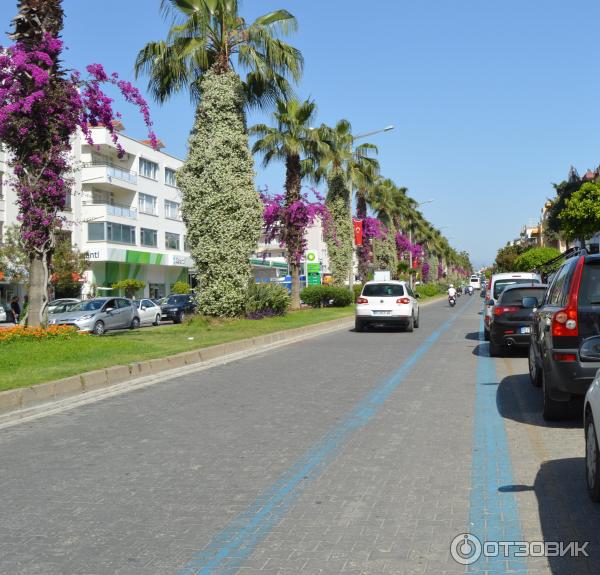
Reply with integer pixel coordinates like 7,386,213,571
500,288,546,305
362,284,405,297
166,295,187,304
493,279,539,299
579,262,600,306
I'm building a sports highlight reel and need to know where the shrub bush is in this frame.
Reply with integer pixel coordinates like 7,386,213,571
171,281,191,294
415,283,446,299
300,285,353,308
246,282,291,319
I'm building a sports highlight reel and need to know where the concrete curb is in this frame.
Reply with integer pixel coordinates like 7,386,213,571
0,295,448,423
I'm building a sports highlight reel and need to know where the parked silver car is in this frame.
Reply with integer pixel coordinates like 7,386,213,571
49,297,139,335
48,298,80,314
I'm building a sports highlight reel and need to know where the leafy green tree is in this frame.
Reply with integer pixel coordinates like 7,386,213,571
136,0,303,316
250,98,320,307
171,280,191,294
178,70,262,316
558,181,600,244
493,243,526,273
514,247,561,272
0,224,29,284
50,232,89,298
112,279,146,299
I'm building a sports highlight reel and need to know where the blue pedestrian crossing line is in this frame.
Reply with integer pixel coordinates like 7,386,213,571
465,317,527,574
176,299,474,575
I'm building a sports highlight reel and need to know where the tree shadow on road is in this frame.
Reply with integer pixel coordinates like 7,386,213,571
496,373,583,429
532,458,600,574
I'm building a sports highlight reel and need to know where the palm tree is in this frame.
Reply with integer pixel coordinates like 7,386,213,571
316,120,377,285
250,98,320,307
12,0,64,45
135,0,303,107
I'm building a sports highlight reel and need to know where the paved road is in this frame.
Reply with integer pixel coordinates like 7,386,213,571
0,295,597,574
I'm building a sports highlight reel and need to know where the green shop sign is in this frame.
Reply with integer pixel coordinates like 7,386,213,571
305,250,321,285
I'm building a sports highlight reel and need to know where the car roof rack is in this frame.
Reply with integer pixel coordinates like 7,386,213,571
532,245,586,274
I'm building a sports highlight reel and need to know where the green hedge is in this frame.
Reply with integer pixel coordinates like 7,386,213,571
415,283,446,298
246,282,291,317
300,285,353,308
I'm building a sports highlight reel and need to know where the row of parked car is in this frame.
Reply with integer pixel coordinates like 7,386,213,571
482,248,600,501
43,294,198,335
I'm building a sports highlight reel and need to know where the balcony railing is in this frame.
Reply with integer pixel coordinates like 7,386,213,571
83,163,138,185
82,200,137,220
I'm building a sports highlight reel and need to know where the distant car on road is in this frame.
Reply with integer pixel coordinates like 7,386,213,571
530,250,600,420
160,294,197,324
355,280,420,332
48,298,80,314
484,272,542,340
488,283,547,356
133,299,162,326
49,297,140,335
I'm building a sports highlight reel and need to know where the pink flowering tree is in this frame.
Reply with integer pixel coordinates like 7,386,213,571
260,189,330,299
0,1,156,326
356,217,386,282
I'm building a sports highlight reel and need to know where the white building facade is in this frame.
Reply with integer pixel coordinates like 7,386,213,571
0,124,192,301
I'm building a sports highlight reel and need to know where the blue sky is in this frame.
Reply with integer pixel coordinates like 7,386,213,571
2,0,600,267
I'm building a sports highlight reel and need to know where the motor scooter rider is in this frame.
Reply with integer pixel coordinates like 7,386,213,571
448,284,457,298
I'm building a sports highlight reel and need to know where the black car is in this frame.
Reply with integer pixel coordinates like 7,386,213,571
489,283,547,356
529,250,600,420
160,294,197,324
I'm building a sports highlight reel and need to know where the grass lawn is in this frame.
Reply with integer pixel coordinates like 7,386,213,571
0,307,354,392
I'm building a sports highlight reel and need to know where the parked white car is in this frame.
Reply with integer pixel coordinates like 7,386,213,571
583,336,600,501
133,299,162,327
355,280,420,332
0,305,6,323
484,272,541,340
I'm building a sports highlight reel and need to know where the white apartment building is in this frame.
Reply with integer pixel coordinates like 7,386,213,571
0,123,332,301
0,123,192,301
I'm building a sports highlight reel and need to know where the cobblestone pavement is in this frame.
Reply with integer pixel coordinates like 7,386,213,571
0,295,595,574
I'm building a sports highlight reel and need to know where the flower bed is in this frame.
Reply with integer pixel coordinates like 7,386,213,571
0,325,85,343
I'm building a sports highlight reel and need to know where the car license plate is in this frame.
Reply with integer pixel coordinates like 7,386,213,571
373,310,391,316
520,326,531,334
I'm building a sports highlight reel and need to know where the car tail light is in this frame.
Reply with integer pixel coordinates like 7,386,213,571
494,306,519,316
356,297,369,304
396,297,411,305
552,353,577,362
552,256,585,337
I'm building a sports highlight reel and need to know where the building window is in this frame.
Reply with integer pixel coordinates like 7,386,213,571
139,158,158,180
165,232,180,250
88,222,105,241
149,283,165,299
107,222,136,244
165,199,180,220
88,222,135,244
165,168,177,187
140,228,158,247
138,193,157,215
63,192,72,211
183,235,190,252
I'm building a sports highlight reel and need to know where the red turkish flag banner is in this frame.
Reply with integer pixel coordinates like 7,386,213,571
353,218,363,246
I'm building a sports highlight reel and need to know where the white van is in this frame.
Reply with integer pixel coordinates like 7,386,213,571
484,272,542,340
469,275,482,290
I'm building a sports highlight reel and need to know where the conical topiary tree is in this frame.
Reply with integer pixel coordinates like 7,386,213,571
178,70,263,316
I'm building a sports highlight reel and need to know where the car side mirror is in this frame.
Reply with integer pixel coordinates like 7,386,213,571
522,296,538,309
487,299,494,306
580,336,600,362
141,306,146,311
414,293,420,299
105,307,114,313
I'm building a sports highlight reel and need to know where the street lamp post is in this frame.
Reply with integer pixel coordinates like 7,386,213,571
349,125,395,291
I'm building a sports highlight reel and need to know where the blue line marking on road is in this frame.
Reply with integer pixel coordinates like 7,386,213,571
466,316,527,574
176,299,474,575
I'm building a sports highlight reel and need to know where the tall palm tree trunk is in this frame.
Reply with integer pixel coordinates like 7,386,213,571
285,154,303,308
356,190,368,283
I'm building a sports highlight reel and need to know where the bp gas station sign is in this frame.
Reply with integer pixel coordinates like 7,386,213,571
305,250,321,285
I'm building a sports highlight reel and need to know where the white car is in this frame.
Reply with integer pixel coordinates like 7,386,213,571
0,305,6,323
484,272,541,340
583,336,600,501
133,298,163,327
355,280,420,332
